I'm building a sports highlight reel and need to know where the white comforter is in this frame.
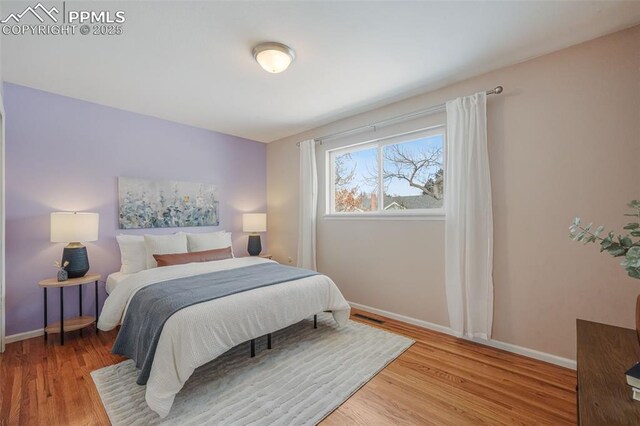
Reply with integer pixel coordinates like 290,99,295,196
98,257,351,418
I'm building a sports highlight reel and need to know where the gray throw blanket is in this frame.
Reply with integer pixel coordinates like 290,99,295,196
112,263,318,385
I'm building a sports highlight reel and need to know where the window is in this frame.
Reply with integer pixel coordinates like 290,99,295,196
328,127,445,215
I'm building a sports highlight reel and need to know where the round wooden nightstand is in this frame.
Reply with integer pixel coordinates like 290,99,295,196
38,273,101,345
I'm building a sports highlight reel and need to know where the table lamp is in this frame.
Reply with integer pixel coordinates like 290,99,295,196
243,213,266,256
50,212,99,278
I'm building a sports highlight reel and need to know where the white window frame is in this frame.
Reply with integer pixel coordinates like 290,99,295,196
325,125,446,220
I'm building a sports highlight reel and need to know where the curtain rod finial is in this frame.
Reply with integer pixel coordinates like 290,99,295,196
494,86,503,94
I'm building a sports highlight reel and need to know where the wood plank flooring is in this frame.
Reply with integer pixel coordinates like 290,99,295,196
0,309,576,425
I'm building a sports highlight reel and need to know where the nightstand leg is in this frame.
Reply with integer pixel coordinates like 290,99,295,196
79,285,83,336
60,287,64,345
43,288,48,341
95,280,99,334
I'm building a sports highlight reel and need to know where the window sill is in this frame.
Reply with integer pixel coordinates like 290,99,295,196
323,212,445,221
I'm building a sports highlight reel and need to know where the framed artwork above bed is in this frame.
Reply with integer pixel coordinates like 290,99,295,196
118,177,219,229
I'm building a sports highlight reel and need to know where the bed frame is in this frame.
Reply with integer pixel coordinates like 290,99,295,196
249,314,319,357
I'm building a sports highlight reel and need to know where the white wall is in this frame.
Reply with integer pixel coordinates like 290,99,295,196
267,25,640,360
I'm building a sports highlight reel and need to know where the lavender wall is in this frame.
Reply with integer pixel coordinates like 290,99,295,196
4,82,267,336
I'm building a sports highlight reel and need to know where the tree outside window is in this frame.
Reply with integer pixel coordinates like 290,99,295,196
330,130,444,214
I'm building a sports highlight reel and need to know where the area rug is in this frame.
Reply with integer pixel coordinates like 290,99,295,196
91,313,413,425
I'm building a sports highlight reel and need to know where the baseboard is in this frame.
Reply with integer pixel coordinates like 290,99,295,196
468,335,577,370
5,328,44,344
348,301,577,370
5,305,577,369
349,301,463,338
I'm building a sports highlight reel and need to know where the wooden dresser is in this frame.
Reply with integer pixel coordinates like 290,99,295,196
577,319,640,425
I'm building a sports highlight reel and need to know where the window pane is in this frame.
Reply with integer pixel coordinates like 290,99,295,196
333,147,378,212
382,134,444,210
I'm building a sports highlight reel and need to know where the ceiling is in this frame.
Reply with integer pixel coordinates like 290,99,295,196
3,1,640,143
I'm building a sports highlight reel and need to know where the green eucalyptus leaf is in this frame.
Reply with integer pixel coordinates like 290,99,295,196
624,223,640,230
594,225,605,237
603,243,617,252
620,236,633,247
622,247,640,268
627,267,640,279
608,247,628,257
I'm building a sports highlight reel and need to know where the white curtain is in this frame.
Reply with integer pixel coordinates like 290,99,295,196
444,92,494,340
297,139,318,270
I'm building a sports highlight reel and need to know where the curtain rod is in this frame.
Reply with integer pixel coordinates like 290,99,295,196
296,86,503,147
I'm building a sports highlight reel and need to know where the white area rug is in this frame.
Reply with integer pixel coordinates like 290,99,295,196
91,313,413,425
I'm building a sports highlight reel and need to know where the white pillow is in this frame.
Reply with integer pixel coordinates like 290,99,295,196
187,231,233,253
116,235,147,274
144,233,189,268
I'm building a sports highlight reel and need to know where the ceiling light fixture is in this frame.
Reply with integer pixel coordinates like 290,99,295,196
252,42,295,74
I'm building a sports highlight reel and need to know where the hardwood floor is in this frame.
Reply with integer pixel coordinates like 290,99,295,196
0,328,123,425
324,310,576,425
0,309,576,425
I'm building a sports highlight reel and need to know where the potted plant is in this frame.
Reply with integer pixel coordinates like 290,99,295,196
570,200,640,278
570,200,640,338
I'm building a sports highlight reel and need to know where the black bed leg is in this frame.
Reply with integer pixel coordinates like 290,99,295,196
267,333,272,349
250,339,256,357
314,314,318,329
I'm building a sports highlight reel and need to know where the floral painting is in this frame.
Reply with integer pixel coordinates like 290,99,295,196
118,177,219,229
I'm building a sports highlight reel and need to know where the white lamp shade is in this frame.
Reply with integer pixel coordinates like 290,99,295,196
50,212,99,243
243,213,267,233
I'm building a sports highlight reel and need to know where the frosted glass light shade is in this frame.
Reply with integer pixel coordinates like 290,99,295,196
50,212,99,243
252,42,295,74
243,213,267,233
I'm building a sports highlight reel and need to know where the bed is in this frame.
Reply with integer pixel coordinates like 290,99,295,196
105,271,128,294
98,256,351,418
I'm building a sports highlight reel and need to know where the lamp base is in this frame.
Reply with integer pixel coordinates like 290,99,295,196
247,235,262,256
62,244,90,278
